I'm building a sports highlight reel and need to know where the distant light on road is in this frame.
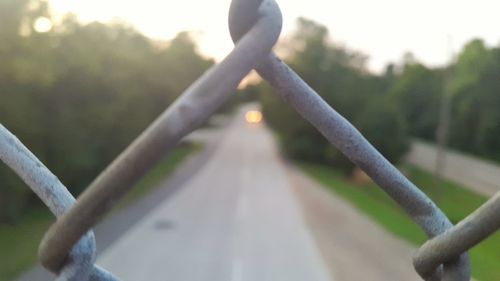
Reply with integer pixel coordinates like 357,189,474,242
245,110,263,124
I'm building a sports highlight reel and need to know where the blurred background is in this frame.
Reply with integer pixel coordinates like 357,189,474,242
0,0,499,280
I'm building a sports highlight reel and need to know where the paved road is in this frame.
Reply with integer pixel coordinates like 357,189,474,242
19,105,426,281
18,118,227,281
288,166,422,281
407,140,500,197
96,105,332,281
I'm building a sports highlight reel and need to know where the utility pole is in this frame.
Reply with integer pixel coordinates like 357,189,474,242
434,35,455,202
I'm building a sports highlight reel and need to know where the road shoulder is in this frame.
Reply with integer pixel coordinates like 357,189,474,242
286,164,422,281
16,134,223,281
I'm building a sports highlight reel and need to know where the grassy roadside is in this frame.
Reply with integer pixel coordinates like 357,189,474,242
0,142,199,281
300,163,500,281
118,142,201,208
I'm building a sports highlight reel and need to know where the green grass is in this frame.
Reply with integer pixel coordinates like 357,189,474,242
301,163,500,281
0,142,199,281
118,143,200,208
0,208,53,281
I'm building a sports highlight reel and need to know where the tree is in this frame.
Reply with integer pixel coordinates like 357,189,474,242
0,1,214,223
449,40,500,161
260,18,409,173
389,62,443,140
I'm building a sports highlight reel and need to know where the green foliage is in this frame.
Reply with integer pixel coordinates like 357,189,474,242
260,18,500,281
118,143,200,208
355,102,409,163
260,18,409,172
448,40,500,161
0,143,197,281
302,163,426,242
388,39,500,163
0,0,213,223
0,207,53,281
302,162,500,281
389,63,443,140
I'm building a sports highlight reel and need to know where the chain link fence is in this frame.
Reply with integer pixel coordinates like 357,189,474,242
1,0,499,280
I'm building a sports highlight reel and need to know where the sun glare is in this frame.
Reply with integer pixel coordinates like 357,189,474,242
47,0,500,71
33,17,53,33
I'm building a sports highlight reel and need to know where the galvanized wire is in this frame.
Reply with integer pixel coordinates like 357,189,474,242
414,192,500,280
37,0,282,276
0,124,118,281
1,0,499,280
228,1,470,280
254,56,471,281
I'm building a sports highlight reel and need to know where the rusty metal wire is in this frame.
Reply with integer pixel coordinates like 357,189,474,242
0,0,498,280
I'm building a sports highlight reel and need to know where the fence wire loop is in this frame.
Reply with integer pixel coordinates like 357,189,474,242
0,0,499,280
414,192,500,280
0,125,118,281
230,1,474,280
37,0,281,277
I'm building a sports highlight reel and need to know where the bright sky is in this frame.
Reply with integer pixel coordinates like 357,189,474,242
49,0,500,72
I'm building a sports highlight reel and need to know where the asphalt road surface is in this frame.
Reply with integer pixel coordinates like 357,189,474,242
288,166,422,281
19,104,424,281
96,106,332,281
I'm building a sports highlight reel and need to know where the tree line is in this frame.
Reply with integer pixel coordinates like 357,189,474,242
260,18,500,172
0,0,213,223
1,1,498,223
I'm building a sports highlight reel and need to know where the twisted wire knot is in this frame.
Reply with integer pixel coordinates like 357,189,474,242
0,125,118,281
37,1,282,279
229,1,470,280
5,0,493,280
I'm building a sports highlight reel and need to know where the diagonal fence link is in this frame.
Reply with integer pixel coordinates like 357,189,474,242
228,1,471,280
2,0,498,280
414,192,500,280
0,124,118,281
253,54,470,281
256,50,470,281
37,0,282,276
